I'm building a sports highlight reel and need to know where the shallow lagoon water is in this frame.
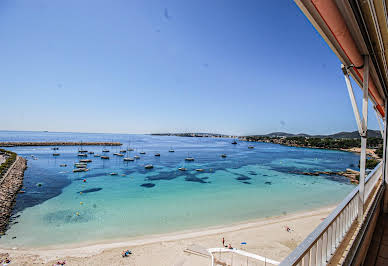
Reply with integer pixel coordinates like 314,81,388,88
0,131,359,247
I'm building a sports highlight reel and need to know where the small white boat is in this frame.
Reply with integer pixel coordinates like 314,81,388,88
79,159,92,163
127,148,134,151
155,153,160,157
248,146,254,149
195,169,204,172
110,172,118,176
120,150,127,153
178,167,187,171
60,164,67,167
78,153,87,157
94,154,100,157
102,149,109,152
145,164,153,169
89,151,95,154
101,156,110,159
140,151,146,155
134,155,140,159
185,157,194,161
123,157,134,161
53,153,60,156
73,168,88,172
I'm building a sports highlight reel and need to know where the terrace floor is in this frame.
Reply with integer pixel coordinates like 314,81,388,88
364,212,388,265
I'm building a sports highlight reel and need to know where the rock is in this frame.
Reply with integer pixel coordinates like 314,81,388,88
140,183,155,188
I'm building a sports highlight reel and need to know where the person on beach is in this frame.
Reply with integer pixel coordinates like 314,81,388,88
222,237,225,246
228,244,233,249
122,249,132,257
285,225,293,232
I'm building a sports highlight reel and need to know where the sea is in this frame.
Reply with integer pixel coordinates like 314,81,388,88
0,131,359,248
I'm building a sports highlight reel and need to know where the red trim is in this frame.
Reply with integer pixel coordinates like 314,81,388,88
310,0,384,117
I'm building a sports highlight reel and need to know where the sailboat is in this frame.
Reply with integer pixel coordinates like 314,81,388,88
127,139,134,151
169,147,175,152
78,142,88,153
185,152,194,161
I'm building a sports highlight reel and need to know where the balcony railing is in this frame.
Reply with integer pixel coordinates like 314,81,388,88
279,162,383,266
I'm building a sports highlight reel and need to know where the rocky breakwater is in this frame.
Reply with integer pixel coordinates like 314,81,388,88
0,156,27,235
297,169,360,184
0,141,121,147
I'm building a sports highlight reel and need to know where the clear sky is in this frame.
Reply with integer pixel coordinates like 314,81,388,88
0,0,381,135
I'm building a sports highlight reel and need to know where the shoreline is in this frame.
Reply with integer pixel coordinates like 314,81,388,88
0,156,27,234
0,205,335,265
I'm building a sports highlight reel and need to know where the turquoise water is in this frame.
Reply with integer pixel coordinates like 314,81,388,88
0,131,359,248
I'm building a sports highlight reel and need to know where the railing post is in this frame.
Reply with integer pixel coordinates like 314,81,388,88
358,55,369,222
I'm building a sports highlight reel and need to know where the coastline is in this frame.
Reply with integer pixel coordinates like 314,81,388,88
0,205,335,265
0,156,27,234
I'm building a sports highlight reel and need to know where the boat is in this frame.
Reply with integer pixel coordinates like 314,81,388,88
169,147,175,152
155,153,160,157
53,153,60,156
140,151,146,154
113,153,120,156
89,151,94,154
52,147,59,150
79,159,92,163
248,146,254,149
232,141,237,144
185,152,194,161
78,153,87,157
123,157,134,161
101,156,109,159
178,167,187,171
115,153,124,157
144,164,153,169
221,154,227,158
134,155,140,159
120,150,127,153
73,168,88,172
195,169,204,172
94,154,100,157
110,172,118,175
79,150,88,153
60,164,67,167
74,163,87,168
126,139,134,151
102,149,109,152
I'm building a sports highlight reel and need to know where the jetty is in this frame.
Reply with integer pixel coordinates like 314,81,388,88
0,142,122,147
0,154,27,234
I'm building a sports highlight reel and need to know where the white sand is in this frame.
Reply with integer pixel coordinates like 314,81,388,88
0,206,334,266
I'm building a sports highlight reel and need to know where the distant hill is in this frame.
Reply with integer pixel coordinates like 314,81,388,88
262,130,381,139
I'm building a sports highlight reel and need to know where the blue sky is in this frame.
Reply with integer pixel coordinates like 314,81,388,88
0,0,381,135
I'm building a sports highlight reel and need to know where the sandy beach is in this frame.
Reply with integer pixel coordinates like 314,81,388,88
0,206,334,266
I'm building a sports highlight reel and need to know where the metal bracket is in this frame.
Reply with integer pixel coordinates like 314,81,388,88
341,64,364,136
